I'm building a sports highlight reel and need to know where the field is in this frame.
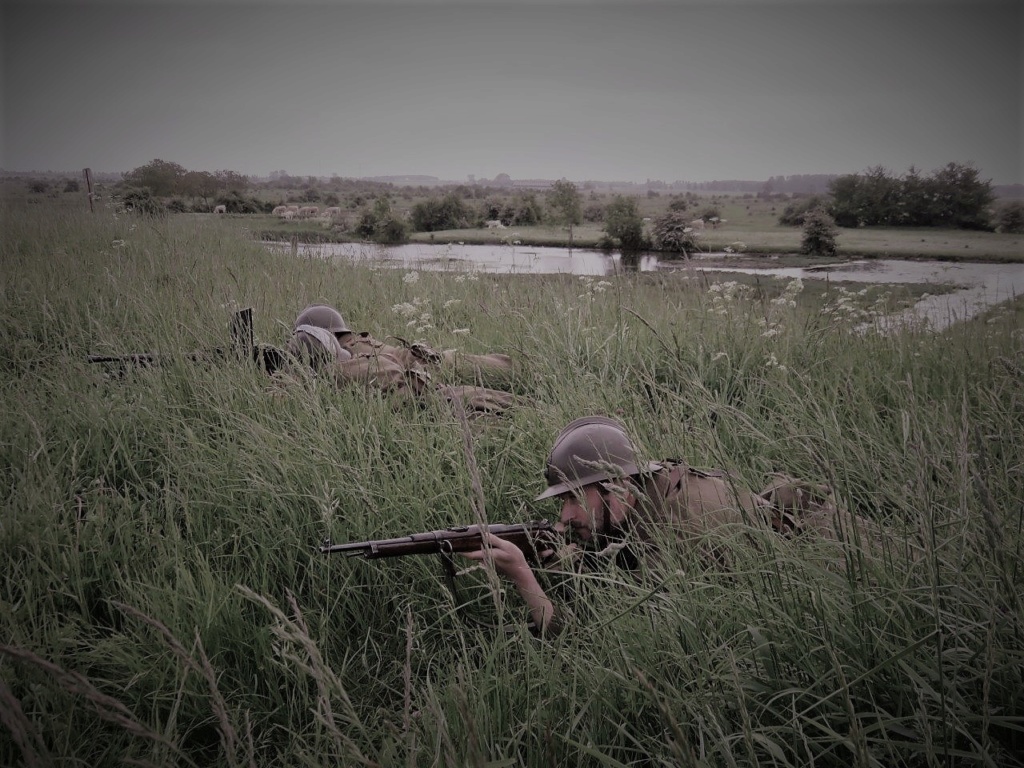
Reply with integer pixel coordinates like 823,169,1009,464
2,198,1023,766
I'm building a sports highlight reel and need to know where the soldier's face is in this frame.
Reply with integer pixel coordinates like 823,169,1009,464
554,482,633,542
554,485,605,541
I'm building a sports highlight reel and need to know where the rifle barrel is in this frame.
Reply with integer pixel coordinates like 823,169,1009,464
320,521,555,559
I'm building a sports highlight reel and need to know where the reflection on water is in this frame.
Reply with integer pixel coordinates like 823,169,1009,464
288,241,660,275
274,241,1022,331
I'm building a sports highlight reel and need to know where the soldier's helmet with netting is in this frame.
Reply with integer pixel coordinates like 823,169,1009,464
285,325,352,370
535,416,662,501
292,304,350,335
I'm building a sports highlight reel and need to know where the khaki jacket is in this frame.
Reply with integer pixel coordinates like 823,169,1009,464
321,340,519,417
325,352,429,400
339,332,515,387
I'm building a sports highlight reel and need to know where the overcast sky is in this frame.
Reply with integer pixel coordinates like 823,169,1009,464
2,0,1020,185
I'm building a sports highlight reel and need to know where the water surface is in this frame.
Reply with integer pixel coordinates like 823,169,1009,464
277,241,1023,331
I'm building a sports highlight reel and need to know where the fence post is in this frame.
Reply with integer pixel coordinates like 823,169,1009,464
83,168,94,213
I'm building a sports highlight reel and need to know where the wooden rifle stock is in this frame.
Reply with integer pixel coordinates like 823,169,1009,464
320,521,557,563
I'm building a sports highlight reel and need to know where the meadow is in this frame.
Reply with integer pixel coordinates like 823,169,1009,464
1,198,1022,767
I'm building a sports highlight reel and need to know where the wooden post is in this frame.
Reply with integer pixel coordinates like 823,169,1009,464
231,307,254,358
83,168,95,213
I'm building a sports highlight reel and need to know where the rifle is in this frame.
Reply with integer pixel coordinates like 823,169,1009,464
88,308,289,375
320,521,560,627
320,521,558,561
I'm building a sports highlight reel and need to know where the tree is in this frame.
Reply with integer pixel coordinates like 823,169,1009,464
123,159,187,197
181,170,218,208
504,193,543,226
547,180,582,246
604,196,645,251
926,162,993,230
800,208,839,257
829,162,994,230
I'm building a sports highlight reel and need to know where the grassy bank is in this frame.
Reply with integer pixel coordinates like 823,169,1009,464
2,204,1022,766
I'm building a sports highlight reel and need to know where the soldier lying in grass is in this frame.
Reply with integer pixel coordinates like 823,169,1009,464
461,416,888,637
293,303,516,388
282,306,519,417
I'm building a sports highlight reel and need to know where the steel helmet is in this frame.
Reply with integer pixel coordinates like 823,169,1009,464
293,304,351,335
535,416,662,501
286,324,352,369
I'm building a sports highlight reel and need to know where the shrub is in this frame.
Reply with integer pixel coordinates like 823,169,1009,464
994,201,1024,234
651,212,700,256
411,193,470,232
779,195,828,226
356,198,409,244
604,196,647,251
166,198,189,213
800,208,839,257
118,187,163,216
215,191,263,214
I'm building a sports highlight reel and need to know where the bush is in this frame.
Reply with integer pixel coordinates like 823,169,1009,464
411,193,471,232
166,198,189,213
800,208,839,257
118,187,163,216
604,196,647,251
356,198,409,244
651,212,700,256
994,201,1024,234
779,195,828,226
215,190,264,214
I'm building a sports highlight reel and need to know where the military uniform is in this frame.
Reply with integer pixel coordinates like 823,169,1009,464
523,418,887,636
338,331,515,388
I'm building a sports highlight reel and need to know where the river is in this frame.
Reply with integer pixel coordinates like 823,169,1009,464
272,241,1023,331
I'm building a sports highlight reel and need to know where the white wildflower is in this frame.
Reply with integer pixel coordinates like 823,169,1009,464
403,271,420,284
452,328,470,335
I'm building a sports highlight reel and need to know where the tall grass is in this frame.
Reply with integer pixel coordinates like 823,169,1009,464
2,202,1022,766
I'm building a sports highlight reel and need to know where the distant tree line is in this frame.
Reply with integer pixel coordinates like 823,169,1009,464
827,163,994,229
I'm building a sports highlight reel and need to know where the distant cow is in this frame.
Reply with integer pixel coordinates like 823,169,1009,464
213,205,227,214
272,205,289,216
320,206,342,219
298,205,319,219
485,219,506,229
689,218,705,231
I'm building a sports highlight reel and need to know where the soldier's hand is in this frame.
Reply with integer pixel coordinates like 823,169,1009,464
460,532,531,581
